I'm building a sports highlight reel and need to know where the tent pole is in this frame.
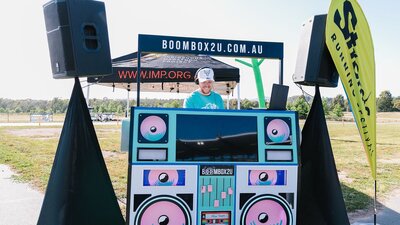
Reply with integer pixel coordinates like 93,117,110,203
374,179,377,225
137,51,141,106
237,83,241,109
279,59,284,85
227,94,230,109
86,84,90,107
126,84,130,118
126,91,129,118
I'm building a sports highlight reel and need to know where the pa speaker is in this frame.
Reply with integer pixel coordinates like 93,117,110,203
43,0,112,78
293,14,339,87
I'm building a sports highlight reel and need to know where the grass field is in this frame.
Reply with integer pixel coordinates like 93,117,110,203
0,112,399,215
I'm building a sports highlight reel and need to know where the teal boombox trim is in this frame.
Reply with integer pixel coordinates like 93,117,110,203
129,107,299,165
127,107,300,225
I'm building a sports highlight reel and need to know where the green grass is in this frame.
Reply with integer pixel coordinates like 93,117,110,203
0,114,399,214
328,121,400,211
0,125,128,195
0,127,57,188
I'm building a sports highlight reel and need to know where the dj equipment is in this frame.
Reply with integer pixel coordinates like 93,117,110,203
293,14,339,87
128,107,300,225
269,83,289,110
43,0,112,78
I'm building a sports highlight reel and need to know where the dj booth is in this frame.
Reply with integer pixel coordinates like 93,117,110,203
127,107,300,225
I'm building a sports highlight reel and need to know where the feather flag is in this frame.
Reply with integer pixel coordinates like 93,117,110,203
325,0,376,179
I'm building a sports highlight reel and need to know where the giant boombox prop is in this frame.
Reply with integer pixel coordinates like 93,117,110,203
127,107,300,225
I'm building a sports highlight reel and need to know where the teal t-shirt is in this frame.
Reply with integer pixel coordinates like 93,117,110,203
183,90,224,109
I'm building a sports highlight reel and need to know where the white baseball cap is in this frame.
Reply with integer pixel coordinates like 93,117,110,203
196,67,214,83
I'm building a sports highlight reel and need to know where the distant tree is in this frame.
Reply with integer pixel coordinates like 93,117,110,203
14,106,22,113
163,99,182,108
286,102,293,110
241,99,258,109
290,95,310,119
322,98,329,115
106,100,119,112
226,99,255,109
332,103,344,118
377,90,394,112
324,97,334,111
333,94,345,111
49,98,68,113
116,105,124,114
98,104,107,113
393,98,400,111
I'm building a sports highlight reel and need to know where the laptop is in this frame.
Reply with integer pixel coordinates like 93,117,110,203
269,83,289,110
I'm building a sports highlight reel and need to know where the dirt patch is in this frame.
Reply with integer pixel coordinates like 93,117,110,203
102,151,118,158
96,128,120,133
379,158,400,164
7,128,61,139
338,171,354,183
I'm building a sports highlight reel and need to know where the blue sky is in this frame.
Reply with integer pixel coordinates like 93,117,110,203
0,0,398,100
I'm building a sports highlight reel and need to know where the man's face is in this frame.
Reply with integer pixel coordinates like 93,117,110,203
199,80,213,95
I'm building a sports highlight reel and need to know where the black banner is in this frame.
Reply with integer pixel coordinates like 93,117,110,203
139,34,283,59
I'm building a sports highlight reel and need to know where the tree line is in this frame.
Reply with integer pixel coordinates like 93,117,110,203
0,90,398,118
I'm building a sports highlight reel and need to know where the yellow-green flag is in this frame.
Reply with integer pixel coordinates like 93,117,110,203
326,0,376,179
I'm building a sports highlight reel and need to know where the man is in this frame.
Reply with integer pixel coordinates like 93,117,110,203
183,67,224,109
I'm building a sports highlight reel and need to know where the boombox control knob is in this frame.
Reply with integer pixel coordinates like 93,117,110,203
158,215,169,225
150,126,157,133
158,173,169,183
258,212,269,223
259,172,269,182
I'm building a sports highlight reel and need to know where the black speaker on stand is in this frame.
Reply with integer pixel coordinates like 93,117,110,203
293,14,339,87
43,0,112,78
